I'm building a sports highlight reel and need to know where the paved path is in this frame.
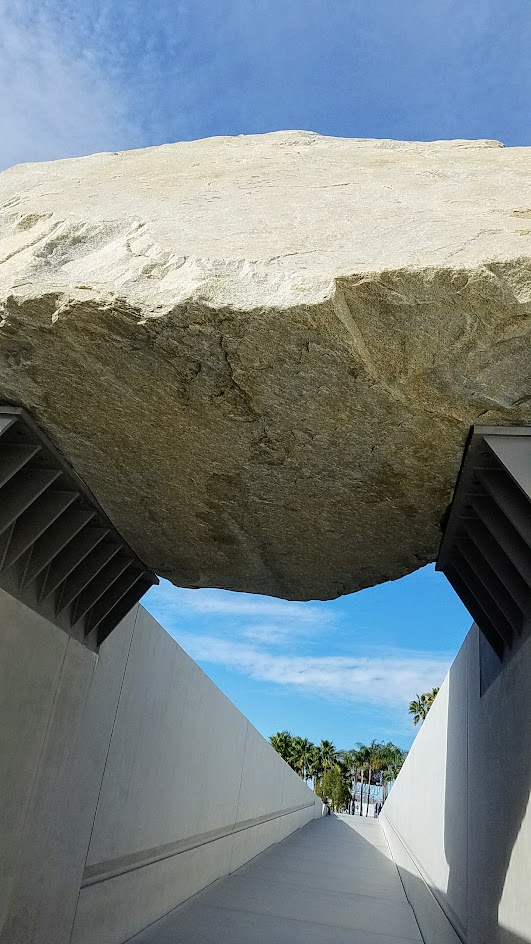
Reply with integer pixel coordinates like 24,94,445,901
130,814,423,944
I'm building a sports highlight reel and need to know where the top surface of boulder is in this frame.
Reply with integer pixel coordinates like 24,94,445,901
0,131,530,600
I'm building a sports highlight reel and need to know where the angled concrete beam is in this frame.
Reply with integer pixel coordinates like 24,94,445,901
0,407,158,649
40,526,109,602
56,542,122,616
437,426,531,656
21,509,95,588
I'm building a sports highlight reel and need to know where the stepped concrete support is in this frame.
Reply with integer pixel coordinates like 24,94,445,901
437,426,531,661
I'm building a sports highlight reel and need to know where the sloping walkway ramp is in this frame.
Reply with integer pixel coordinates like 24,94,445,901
128,814,423,944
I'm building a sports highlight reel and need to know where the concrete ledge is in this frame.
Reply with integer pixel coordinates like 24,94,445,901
71,807,317,944
82,801,317,886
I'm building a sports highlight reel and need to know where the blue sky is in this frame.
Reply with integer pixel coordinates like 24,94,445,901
2,0,531,171
144,567,470,749
2,0,527,746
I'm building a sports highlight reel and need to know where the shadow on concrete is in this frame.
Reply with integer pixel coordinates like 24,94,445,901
444,627,531,944
127,813,423,944
126,716,531,944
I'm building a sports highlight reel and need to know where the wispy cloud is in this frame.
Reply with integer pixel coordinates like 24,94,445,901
146,581,330,634
240,623,311,645
173,630,451,708
3,0,529,178
144,579,452,711
159,588,324,623
0,1,140,169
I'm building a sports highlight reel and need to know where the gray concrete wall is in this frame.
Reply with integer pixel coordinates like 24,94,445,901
0,592,320,944
381,622,531,944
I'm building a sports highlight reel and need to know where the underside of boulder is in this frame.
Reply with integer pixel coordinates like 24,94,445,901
0,131,530,600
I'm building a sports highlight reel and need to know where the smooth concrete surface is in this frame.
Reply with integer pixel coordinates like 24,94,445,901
127,814,423,944
381,621,531,944
0,592,320,944
383,818,462,944
71,607,320,944
0,593,70,932
0,592,137,944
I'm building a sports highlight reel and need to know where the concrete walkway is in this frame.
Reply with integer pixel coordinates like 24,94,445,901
129,814,423,944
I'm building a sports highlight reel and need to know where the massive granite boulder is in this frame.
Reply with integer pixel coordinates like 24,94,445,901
0,132,530,600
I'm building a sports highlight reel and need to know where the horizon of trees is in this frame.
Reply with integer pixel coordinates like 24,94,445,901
269,732,408,814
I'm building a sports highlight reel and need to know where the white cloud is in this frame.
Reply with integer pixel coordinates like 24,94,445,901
146,580,329,627
0,0,139,170
172,629,451,709
240,623,309,645
0,0,199,171
174,592,324,623
144,579,451,710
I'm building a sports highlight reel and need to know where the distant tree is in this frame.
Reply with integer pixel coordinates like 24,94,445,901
270,730,408,812
342,742,407,813
409,687,440,726
316,764,351,812
355,743,371,816
379,743,408,802
341,748,361,810
364,741,387,816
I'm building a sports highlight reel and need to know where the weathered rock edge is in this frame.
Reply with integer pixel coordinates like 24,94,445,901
0,132,530,600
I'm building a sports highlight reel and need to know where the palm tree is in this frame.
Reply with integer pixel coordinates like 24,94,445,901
269,731,294,766
319,740,338,772
365,740,386,816
290,736,317,781
341,748,360,813
409,693,428,725
409,687,440,726
270,731,409,812
307,747,322,789
378,742,407,803
356,744,371,816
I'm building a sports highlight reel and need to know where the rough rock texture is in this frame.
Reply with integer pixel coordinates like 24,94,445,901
0,132,530,600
